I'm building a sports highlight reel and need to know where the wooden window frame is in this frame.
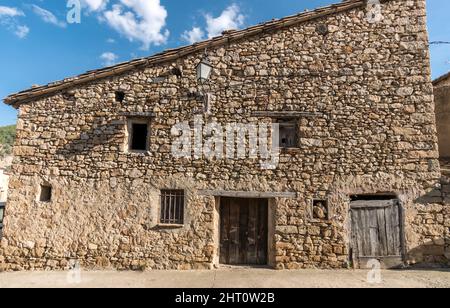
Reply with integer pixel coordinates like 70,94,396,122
275,118,299,149
159,190,185,226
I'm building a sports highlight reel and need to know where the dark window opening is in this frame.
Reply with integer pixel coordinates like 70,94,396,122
39,185,52,202
350,194,397,201
277,119,298,148
130,123,149,151
0,202,4,239
63,91,76,101
160,190,185,225
171,67,182,78
313,199,328,220
0,203,5,225
115,91,125,103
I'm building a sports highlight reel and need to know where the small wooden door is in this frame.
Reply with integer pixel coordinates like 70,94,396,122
220,198,268,265
350,199,403,268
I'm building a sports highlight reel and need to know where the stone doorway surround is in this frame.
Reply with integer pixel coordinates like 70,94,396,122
198,190,288,269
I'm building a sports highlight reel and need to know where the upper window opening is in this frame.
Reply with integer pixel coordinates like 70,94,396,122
277,119,298,148
171,67,182,78
115,91,125,103
127,119,150,152
39,184,52,202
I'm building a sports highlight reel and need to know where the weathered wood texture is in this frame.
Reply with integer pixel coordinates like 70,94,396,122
220,198,268,265
350,199,403,268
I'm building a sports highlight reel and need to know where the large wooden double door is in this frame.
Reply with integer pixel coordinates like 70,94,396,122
350,199,404,268
219,198,268,265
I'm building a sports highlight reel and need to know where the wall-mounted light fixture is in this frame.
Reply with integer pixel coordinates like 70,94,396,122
196,55,213,84
195,51,213,115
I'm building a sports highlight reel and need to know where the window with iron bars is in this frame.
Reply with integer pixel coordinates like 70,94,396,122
160,190,185,225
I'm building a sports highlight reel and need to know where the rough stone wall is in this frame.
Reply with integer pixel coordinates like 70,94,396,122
1,0,446,271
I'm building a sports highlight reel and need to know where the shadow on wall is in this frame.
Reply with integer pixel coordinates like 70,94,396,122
54,118,125,159
410,187,449,268
407,238,449,268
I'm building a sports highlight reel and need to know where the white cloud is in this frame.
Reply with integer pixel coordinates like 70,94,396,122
206,4,244,38
181,27,204,44
31,5,66,28
0,5,29,39
83,0,109,11
181,4,245,45
103,0,169,50
0,6,24,17
100,52,119,66
106,38,116,43
15,25,29,38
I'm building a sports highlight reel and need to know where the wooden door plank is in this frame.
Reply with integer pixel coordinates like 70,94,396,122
391,203,401,256
350,200,395,209
220,199,230,264
257,199,268,265
369,209,379,256
229,199,240,264
376,208,388,256
361,209,370,256
239,199,249,264
384,206,395,255
247,200,258,264
352,209,363,262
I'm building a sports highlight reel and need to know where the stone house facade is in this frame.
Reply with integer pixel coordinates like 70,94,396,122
0,0,449,271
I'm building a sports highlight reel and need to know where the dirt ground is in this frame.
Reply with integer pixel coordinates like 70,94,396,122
0,268,449,288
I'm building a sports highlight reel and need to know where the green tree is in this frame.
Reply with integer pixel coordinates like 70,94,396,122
0,125,16,158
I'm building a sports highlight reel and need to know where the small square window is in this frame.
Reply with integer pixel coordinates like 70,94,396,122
127,119,150,152
160,190,185,225
39,185,52,202
276,119,298,148
0,203,5,225
312,199,328,220
115,91,125,103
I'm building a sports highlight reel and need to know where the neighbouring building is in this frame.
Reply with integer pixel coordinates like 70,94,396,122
0,0,449,271
434,72,450,159
433,72,450,264
0,169,8,202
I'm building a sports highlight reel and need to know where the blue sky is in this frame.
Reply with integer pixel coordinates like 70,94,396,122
0,0,449,126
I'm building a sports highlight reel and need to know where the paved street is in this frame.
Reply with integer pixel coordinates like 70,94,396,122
0,268,449,288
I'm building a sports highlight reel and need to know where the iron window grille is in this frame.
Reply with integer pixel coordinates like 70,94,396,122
160,190,185,225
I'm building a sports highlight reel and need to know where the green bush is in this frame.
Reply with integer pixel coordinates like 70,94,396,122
0,125,16,157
